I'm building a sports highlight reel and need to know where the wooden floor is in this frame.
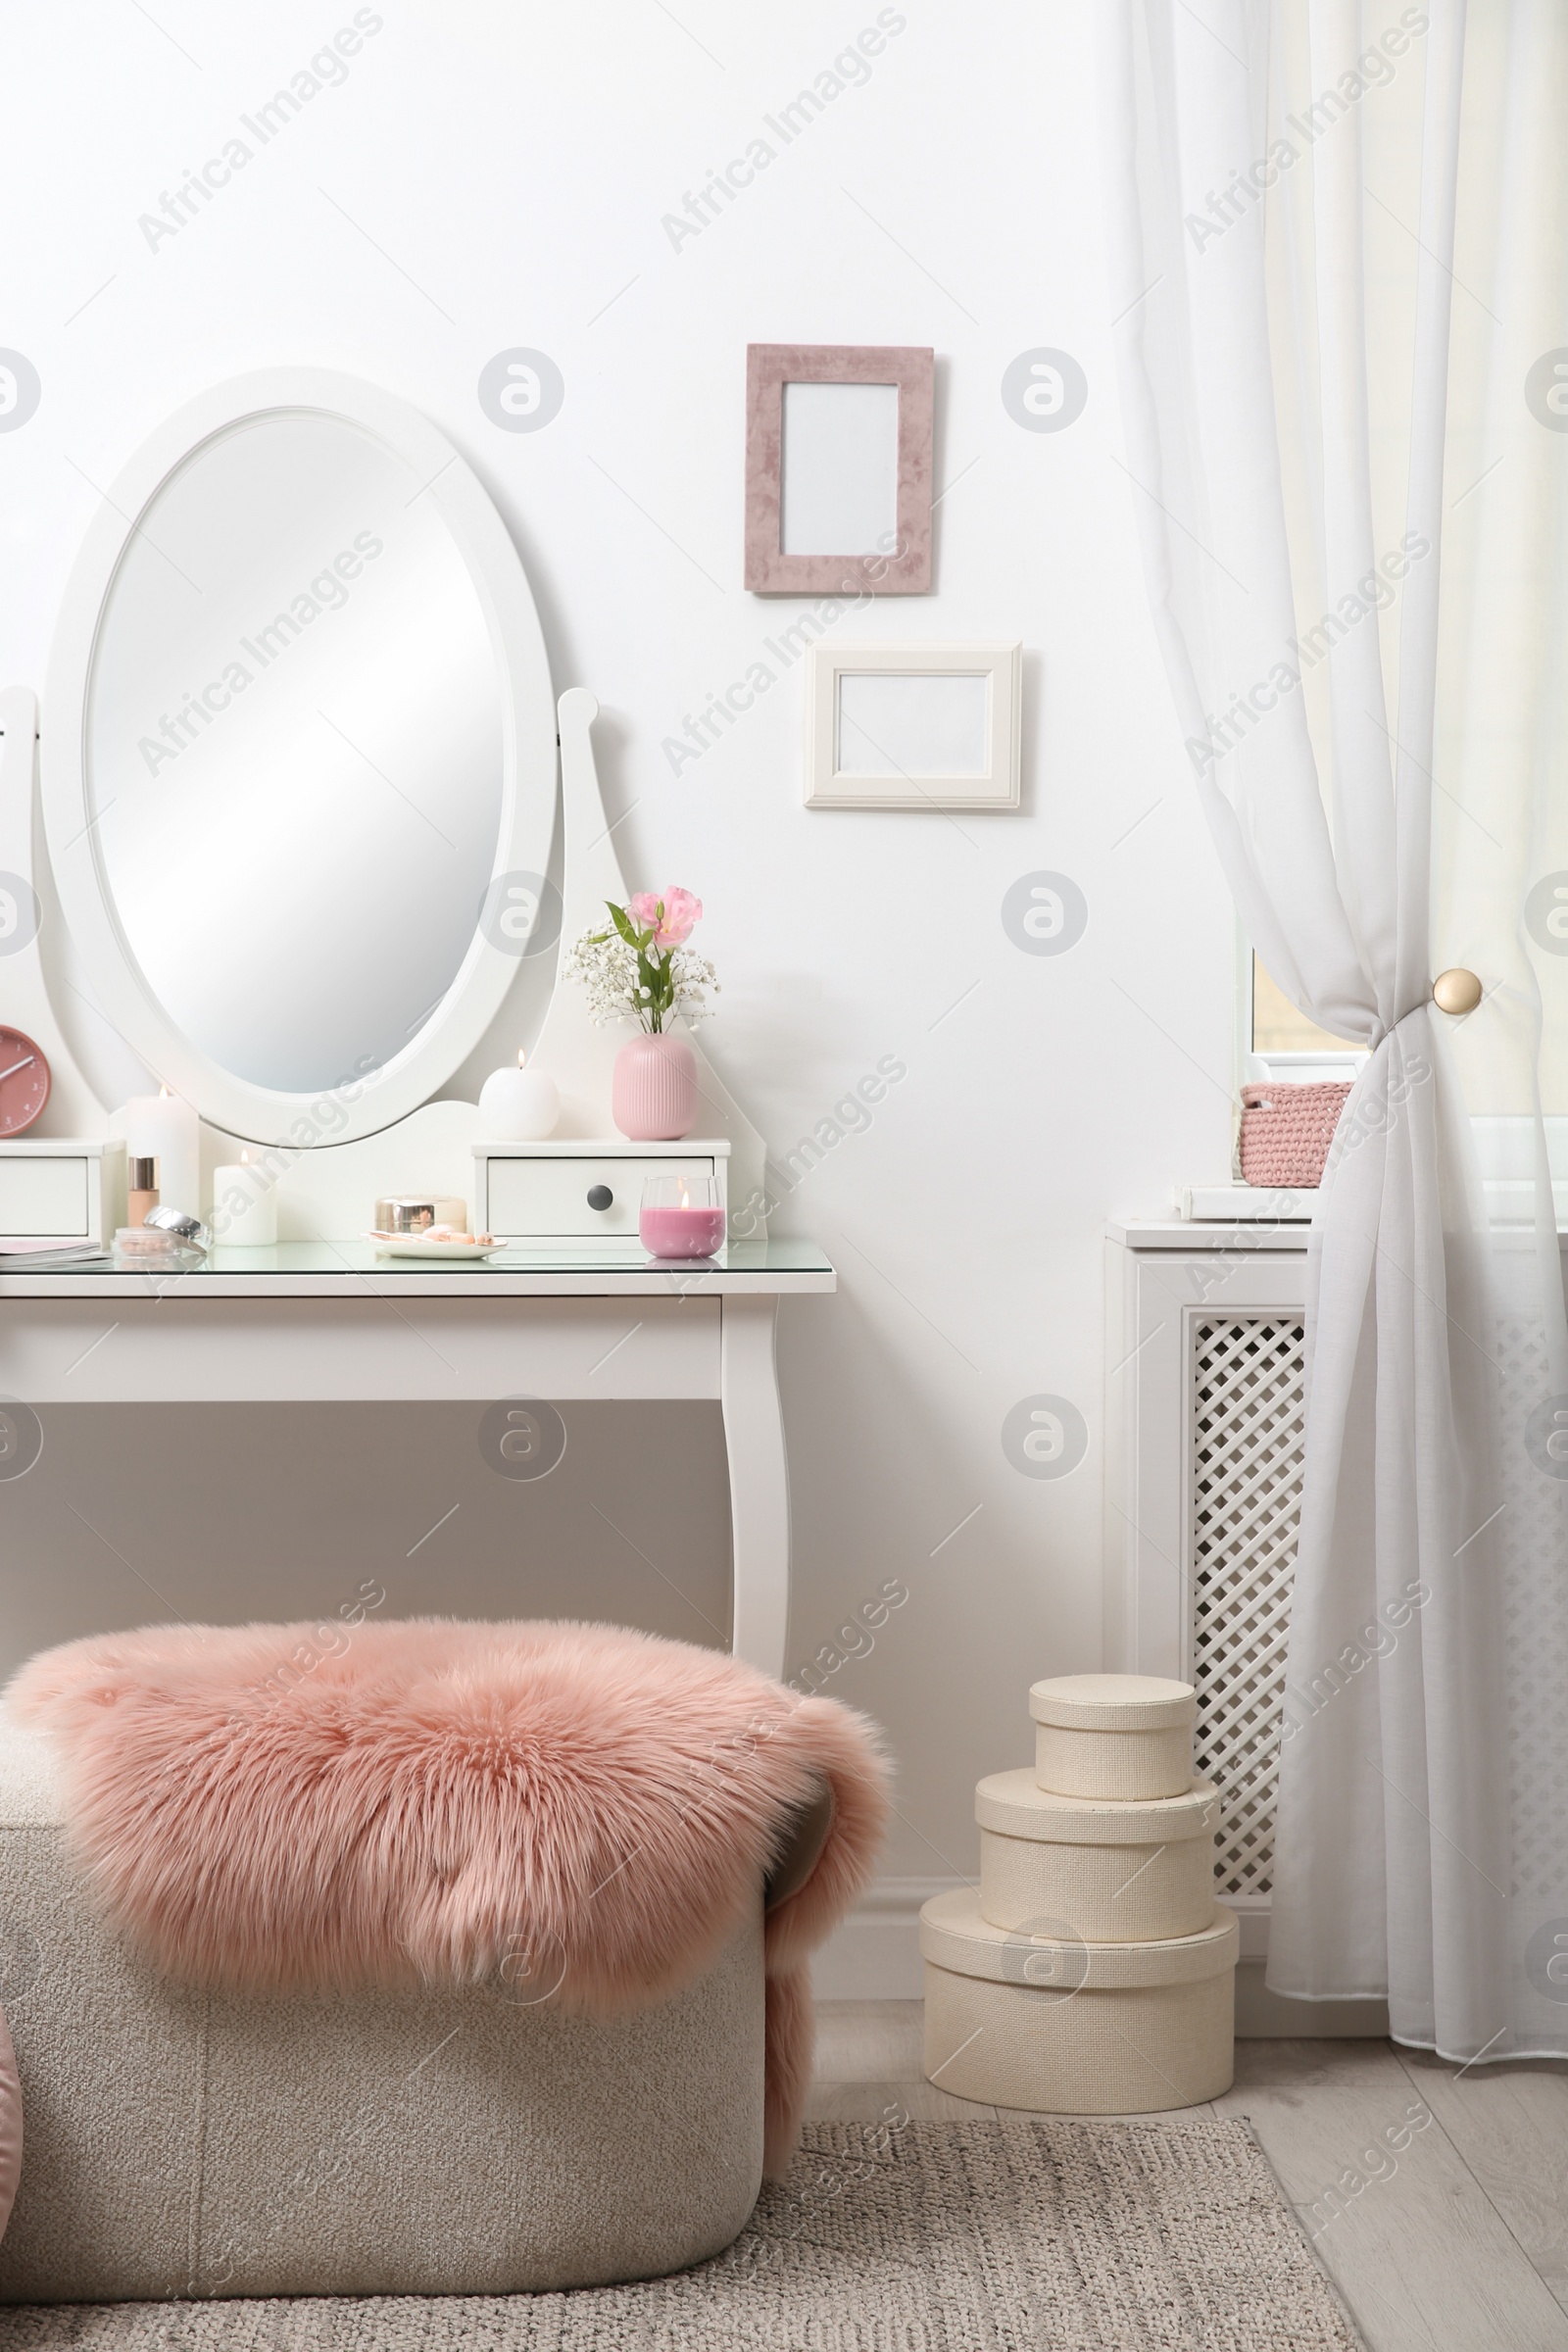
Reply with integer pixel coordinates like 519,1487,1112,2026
809,2002,1568,2351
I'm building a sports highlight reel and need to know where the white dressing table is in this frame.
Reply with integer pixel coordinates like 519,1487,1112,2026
0,368,821,1680
0,1243,830,1677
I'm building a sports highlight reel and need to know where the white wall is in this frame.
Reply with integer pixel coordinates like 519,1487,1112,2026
0,3,1236,1913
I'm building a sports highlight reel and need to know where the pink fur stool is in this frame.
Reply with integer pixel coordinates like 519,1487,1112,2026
0,1720,765,2301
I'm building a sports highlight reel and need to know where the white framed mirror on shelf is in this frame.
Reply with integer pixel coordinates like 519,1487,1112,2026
41,368,557,1148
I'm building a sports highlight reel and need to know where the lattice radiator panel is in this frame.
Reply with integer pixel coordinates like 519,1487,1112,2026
1190,1317,1306,1899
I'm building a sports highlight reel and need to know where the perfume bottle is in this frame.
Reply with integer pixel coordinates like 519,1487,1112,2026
127,1156,160,1228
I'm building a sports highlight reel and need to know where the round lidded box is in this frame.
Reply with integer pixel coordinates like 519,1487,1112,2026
373,1195,468,1236
977,1770,1219,1944
921,1886,1236,2114
1030,1673,1196,1802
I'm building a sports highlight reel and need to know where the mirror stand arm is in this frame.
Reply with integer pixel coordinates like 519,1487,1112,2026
528,689,769,1224
555,687,632,937
0,684,107,1134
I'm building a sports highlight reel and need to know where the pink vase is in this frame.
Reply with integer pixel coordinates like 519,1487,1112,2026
612,1030,698,1141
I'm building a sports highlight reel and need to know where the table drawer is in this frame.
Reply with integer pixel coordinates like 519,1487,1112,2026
0,1157,90,1239
485,1155,716,1238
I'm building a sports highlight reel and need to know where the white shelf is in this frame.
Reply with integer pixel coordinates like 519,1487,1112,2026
1176,1185,1314,1223
1108,1219,1310,1252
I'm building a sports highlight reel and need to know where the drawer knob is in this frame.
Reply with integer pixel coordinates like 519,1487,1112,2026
586,1185,613,1211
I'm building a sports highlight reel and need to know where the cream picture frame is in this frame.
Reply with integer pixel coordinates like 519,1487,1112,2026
804,642,1022,810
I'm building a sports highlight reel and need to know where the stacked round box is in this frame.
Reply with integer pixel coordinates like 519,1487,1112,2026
921,1674,1237,2113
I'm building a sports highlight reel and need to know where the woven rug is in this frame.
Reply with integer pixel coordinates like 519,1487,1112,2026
0,2118,1360,2350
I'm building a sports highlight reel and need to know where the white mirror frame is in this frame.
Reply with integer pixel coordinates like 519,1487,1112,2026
42,368,556,1149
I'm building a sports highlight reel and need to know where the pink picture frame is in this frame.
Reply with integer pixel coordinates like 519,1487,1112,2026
744,343,934,596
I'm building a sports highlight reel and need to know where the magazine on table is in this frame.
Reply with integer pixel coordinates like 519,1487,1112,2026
0,1240,113,1267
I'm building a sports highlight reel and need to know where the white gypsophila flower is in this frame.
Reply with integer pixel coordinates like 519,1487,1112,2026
667,948,719,1026
562,928,721,1031
562,931,641,1026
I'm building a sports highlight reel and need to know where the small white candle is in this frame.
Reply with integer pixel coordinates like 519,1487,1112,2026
211,1151,278,1247
124,1087,200,1218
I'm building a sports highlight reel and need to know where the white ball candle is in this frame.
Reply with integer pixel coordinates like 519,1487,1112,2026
479,1052,560,1142
211,1151,278,1247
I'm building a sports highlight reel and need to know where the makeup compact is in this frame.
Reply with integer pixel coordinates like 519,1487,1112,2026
114,1207,211,1266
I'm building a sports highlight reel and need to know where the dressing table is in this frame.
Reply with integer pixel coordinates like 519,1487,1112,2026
0,368,827,1678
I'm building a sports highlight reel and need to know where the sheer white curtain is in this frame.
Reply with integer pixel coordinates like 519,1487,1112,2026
1100,0,1568,2058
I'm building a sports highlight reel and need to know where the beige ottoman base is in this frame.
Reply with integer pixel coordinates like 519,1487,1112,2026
0,1726,764,2303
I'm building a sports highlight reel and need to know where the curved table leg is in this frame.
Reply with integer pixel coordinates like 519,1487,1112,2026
720,1295,790,1679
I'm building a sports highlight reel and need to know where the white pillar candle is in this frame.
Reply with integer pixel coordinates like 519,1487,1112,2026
211,1151,278,1247
123,1087,200,1219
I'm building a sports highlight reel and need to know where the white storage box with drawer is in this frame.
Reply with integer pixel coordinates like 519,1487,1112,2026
0,1139,125,1246
474,1139,728,1240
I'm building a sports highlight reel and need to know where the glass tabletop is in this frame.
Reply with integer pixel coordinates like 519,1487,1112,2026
0,1237,834,1282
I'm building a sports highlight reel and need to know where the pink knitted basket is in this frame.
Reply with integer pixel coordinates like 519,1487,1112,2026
1239,1080,1352,1189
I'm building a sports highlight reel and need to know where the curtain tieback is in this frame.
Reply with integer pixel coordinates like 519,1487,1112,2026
1366,970,1483,1049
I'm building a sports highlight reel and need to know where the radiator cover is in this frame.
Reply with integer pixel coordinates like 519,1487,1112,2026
1190,1316,1305,1900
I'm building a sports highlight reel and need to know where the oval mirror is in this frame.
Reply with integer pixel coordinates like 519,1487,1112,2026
44,369,555,1146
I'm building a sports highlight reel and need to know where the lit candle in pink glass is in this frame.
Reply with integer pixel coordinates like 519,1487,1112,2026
640,1175,725,1259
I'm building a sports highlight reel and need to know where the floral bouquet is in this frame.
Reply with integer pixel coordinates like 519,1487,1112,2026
564,889,719,1034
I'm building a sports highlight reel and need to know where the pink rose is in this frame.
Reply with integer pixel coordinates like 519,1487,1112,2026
628,887,703,948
